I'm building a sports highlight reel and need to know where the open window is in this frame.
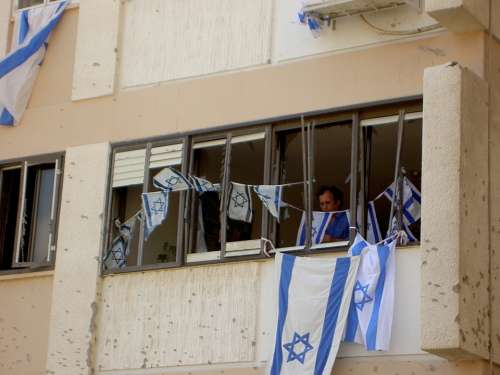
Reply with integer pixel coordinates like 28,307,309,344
0,155,63,271
14,0,65,11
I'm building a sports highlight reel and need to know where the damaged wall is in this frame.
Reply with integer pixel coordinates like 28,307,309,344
0,273,53,375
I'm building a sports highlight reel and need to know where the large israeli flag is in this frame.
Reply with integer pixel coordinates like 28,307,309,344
142,191,169,239
253,185,283,222
296,211,333,246
0,2,67,126
344,234,397,351
153,167,193,192
268,253,360,375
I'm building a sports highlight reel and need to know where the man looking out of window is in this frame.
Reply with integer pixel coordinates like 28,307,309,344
317,186,350,242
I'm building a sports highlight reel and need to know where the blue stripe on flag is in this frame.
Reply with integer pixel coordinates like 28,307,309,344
350,239,367,256
344,296,359,342
19,10,30,45
270,254,295,375
0,4,66,79
366,244,390,350
142,194,153,229
314,257,351,375
0,108,15,125
368,203,381,242
315,213,330,243
402,199,417,224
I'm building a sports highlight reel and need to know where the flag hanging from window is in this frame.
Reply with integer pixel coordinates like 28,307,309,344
190,175,220,193
142,190,169,240
382,177,421,225
0,1,68,126
344,234,397,351
253,185,283,222
296,211,333,246
227,182,253,223
153,167,193,192
267,252,360,375
366,201,382,244
103,214,139,270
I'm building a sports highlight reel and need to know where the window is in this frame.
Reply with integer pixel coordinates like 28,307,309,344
0,155,63,272
15,0,64,11
104,101,422,274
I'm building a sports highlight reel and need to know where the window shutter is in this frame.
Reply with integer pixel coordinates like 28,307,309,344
149,143,183,169
112,148,146,188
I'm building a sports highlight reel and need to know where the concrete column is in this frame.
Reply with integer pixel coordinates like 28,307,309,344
425,0,489,32
421,62,489,360
45,143,110,375
0,0,11,58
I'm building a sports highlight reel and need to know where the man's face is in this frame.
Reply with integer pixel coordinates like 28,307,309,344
318,191,340,212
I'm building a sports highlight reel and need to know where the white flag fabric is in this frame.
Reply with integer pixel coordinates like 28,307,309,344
227,182,253,223
344,234,396,351
142,191,169,239
153,167,193,192
253,185,283,222
103,214,139,270
382,177,421,225
0,2,67,125
267,253,360,375
366,201,382,243
296,211,337,246
190,175,220,193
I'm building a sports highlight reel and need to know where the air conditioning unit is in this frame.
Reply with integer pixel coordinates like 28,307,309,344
302,0,422,21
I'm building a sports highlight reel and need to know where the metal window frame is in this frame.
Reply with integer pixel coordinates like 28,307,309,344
102,97,423,275
0,152,64,274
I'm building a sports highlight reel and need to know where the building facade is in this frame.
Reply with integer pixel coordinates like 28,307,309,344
0,0,499,374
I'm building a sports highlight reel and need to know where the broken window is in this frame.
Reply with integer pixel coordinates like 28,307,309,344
0,155,62,272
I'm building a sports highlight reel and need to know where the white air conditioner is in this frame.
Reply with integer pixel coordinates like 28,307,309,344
302,0,422,21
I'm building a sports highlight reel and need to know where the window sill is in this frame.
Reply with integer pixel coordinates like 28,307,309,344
0,268,54,281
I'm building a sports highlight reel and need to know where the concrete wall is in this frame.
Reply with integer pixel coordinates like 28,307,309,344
0,273,54,375
421,63,489,360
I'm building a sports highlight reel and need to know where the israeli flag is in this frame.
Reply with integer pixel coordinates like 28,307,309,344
142,191,169,240
382,177,421,225
389,216,418,244
0,2,67,126
366,201,382,243
268,252,360,375
190,175,220,193
153,167,193,192
253,185,283,222
227,182,253,223
296,211,333,246
344,234,397,351
103,214,139,270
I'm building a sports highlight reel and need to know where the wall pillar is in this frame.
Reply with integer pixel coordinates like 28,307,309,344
421,62,490,360
425,0,489,32
45,143,109,375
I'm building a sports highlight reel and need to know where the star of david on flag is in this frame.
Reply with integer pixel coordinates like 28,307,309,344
344,234,397,351
227,182,253,223
103,214,139,270
253,185,283,222
153,167,193,192
267,253,360,375
190,175,220,193
142,190,169,240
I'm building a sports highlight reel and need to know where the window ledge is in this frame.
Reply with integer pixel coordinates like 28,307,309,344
0,269,54,281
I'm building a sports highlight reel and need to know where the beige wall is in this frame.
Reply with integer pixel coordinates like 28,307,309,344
0,273,53,375
0,7,485,161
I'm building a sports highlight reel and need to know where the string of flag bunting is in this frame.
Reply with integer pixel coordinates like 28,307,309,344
104,166,421,270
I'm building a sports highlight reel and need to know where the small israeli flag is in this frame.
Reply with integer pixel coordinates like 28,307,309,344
366,201,382,244
296,211,333,246
267,252,360,375
227,182,253,223
153,167,193,192
0,2,67,125
190,175,220,193
344,234,397,351
253,185,283,222
142,191,169,239
103,214,139,270
382,177,421,225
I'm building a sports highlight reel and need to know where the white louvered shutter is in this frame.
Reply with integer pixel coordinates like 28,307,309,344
149,143,183,169
112,148,146,188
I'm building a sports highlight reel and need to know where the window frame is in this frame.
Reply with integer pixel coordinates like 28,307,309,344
0,152,64,275
12,0,77,13
102,97,423,275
